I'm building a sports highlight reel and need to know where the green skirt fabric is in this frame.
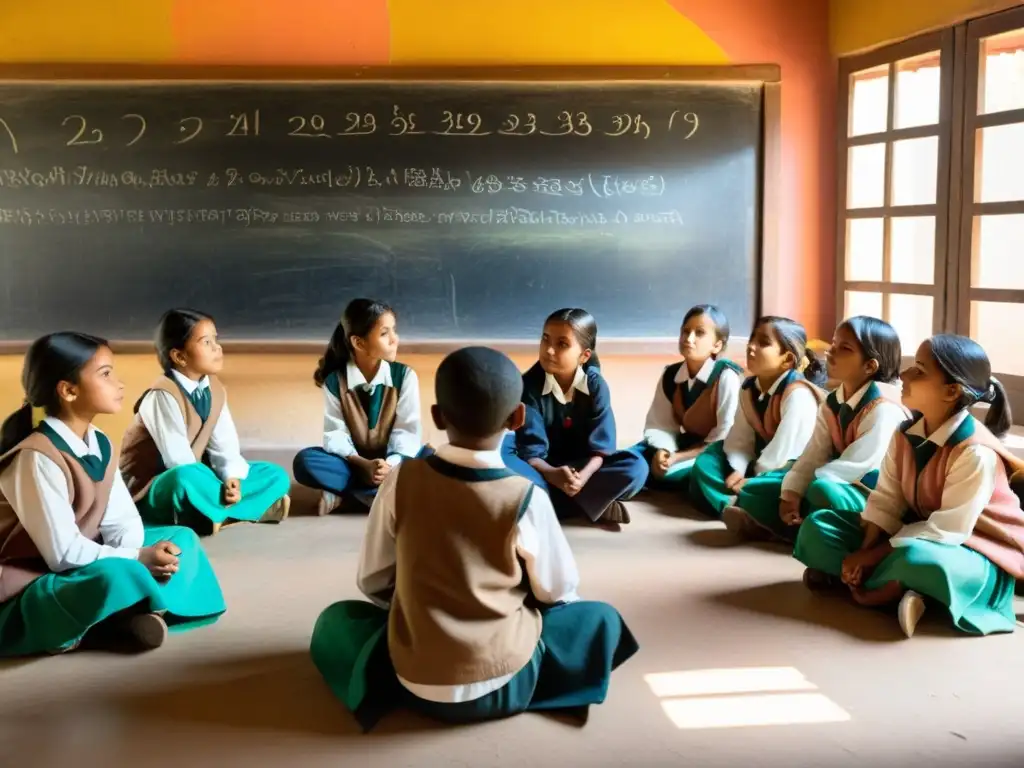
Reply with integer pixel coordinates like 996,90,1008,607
310,599,639,730
634,441,698,489
689,441,791,519
793,508,1017,635
744,477,868,542
0,525,225,656
138,461,290,534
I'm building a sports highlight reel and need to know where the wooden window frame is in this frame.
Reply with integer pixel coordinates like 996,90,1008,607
954,5,1024,417
835,31,957,349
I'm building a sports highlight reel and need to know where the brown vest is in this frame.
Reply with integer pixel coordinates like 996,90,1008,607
670,361,740,441
740,376,827,445
388,458,543,685
333,374,400,460
894,420,1024,579
119,374,225,501
0,431,117,602
822,382,909,454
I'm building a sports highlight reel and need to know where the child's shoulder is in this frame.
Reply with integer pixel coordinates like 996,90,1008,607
522,361,546,388
388,360,415,388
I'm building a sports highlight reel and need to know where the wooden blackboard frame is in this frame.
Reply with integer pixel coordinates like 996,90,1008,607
0,64,782,356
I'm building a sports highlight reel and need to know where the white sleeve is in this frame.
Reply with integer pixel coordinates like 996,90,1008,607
705,368,741,445
0,452,140,573
817,402,908,486
860,434,908,535
781,404,834,497
98,469,145,550
386,368,423,466
642,374,679,453
322,386,357,459
724,406,756,476
755,387,818,475
138,390,201,470
516,487,581,604
891,444,997,547
206,402,250,481
356,464,399,608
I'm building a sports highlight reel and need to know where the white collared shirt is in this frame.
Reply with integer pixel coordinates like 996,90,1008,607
782,381,907,497
138,369,250,481
861,410,998,547
723,371,818,476
643,357,741,452
322,360,422,465
541,365,589,405
0,416,144,572
357,443,580,703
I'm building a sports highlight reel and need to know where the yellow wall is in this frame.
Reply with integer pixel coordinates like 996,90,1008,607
831,0,1022,56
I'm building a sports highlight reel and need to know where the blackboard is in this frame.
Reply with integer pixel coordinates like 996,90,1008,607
0,71,764,342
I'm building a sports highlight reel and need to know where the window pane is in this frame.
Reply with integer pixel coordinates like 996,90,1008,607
888,294,933,353
979,28,1024,115
846,218,884,281
845,291,883,319
972,214,1024,289
895,51,941,128
891,136,938,206
889,216,935,284
847,144,886,209
849,65,889,136
976,123,1024,203
972,301,1024,375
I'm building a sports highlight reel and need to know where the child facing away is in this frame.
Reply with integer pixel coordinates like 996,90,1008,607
725,316,909,543
309,347,638,729
690,315,827,519
794,334,1024,638
502,309,648,526
292,299,423,515
0,332,225,656
640,304,742,488
120,309,291,535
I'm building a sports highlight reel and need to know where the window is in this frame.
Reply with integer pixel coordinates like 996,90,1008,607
837,6,1024,420
836,33,952,357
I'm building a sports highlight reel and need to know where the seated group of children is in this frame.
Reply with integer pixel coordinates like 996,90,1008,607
1,296,1022,730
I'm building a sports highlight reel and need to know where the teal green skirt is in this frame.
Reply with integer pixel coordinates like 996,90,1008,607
690,441,791,519
310,599,638,730
794,508,1017,635
0,525,225,656
743,476,868,542
138,461,290,534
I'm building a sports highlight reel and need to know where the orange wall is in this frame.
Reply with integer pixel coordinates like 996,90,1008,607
831,0,1022,56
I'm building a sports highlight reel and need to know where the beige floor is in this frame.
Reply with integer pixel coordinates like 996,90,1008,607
1,482,1023,768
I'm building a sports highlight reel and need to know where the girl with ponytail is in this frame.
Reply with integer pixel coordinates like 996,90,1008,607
293,299,423,515
689,315,826,521
0,332,224,656
795,334,1024,638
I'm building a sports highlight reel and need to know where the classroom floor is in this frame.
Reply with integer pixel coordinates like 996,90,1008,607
1,478,1022,768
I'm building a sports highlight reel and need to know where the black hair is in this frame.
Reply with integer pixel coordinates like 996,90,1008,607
682,304,730,355
544,308,600,370
754,315,828,388
155,308,214,372
435,346,524,438
929,334,1012,438
314,298,396,388
0,331,108,454
839,315,902,383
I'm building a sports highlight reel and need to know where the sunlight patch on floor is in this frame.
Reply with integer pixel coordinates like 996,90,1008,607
645,666,851,729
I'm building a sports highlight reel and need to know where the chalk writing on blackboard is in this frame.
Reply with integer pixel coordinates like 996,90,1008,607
0,165,668,198
0,108,701,151
0,205,685,228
